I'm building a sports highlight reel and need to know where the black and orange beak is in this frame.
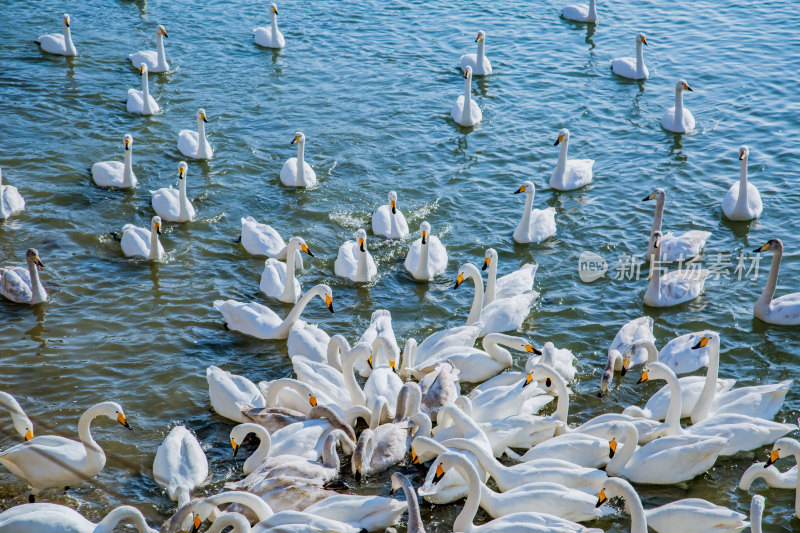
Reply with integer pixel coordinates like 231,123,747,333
766,449,780,467
411,448,420,465
324,294,334,313
231,438,239,457
300,243,315,257
514,185,526,194
433,463,445,484
454,272,464,289
608,439,617,459
117,412,132,430
596,488,607,507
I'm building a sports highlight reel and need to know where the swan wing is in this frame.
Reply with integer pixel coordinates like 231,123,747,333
260,258,288,299
287,321,330,364
0,436,97,490
150,188,181,222
0,267,33,303
303,494,407,531
646,499,748,531
480,290,539,335
711,380,791,420
371,205,392,238
178,130,200,158
213,299,283,339
37,34,67,55
126,90,144,113
120,224,151,258
764,294,800,325
661,230,711,261
1,185,26,217
153,426,208,500
426,237,449,275
91,161,124,187
206,366,265,422
417,324,481,362
562,4,590,20
290,356,349,405
241,216,285,257
129,50,158,70
356,309,400,376
334,241,359,279
495,262,537,300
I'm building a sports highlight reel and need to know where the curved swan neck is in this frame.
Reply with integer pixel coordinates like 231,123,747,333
321,432,341,469
674,85,684,126
207,513,251,533
607,423,638,475
549,369,570,422
242,424,271,474
27,256,47,305
450,454,483,533
95,506,153,533
327,335,350,369
641,341,658,364
149,225,161,261
735,154,749,213
656,365,684,433
280,241,299,302
400,339,416,376
758,245,782,308
122,145,134,187
207,491,273,521
281,286,321,331
610,479,648,533
464,265,484,326
77,405,104,454
635,39,645,75
296,138,305,183
343,347,367,406
481,335,515,367
397,476,424,532
692,333,720,423
447,438,504,481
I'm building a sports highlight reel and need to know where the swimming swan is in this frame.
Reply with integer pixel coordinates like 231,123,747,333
120,216,164,261
0,168,25,220
35,14,77,56
404,221,448,281
214,284,334,340
451,66,482,127
372,191,409,239
513,181,556,243
611,33,648,79
178,109,213,160
550,129,594,191
92,135,137,188
739,461,797,490
240,216,304,267
254,3,285,49
335,229,377,282
765,438,800,516
0,503,157,533
207,365,267,423
260,236,314,303
0,249,47,305
661,79,695,133
722,145,762,221
303,493,408,532
280,132,316,187
127,65,159,115
644,188,711,261
129,25,169,73
152,426,208,508
460,31,492,75
482,248,536,306
752,239,800,325
561,0,598,22
643,231,708,307
151,162,195,222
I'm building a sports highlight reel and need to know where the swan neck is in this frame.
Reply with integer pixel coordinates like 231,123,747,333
321,433,340,469
282,288,318,332
550,370,570,422
650,195,664,242
156,33,167,70
482,335,514,368
607,424,638,475
416,239,430,278
207,513,251,533
356,243,369,281
64,24,76,55
142,71,151,114
635,40,644,74
735,156,748,211
296,140,305,182
643,341,658,364
343,349,367,406
77,406,102,454
452,456,483,533
661,368,684,433
758,246,781,308
122,146,134,187
588,0,597,18
555,136,568,179
484,257,498,305
178,176,188,221
692,335,720,423
466,268,484,326
398,476,424,531
95,507,151,533
520,189,534,237
280,242,299,302
463,75,472,111
476,39,485,65
149,225,161,261
271,11,279,35
451,438,504,481
197,117,209,159
675,86,683,125
244,425,271,474
617,481,648,533
27,257,47,304
646,236,662,298
400,339,416,375
176,487,190,509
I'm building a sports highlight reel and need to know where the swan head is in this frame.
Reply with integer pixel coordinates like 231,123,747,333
475,30,485,42
314,284,334,313
754,238,782,254
524,362,555,390
597,478,633,508
554,128,569,146
514,180,535,196
388,191,398,213
482,248,498,270
271,2,279,15
139,63,149,76
642,187,665,202
739,145,749,161
766,438,798,467
291,131,305,145
96,401,132,430
352,428,374,480
9,411,33,442
463,66,472,80
151,216,162,235
25,249,44,271
230,424,265,457
197,108,208,123
123,134,133,150
355,228,368,252
420,221,431,245
637,32,647,45
63,13,71,28
637,361,673,385
157,24,168,38
178,161,188,179
289,236,314,257
390,472,410,494
677,79,693,92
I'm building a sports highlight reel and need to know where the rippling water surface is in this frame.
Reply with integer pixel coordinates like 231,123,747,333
1,0,799,530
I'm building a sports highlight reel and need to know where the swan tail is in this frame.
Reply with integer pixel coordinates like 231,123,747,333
34,40,41,46
109,232,122,242
236,235,242,243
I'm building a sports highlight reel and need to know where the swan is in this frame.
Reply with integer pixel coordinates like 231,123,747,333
611,33,648,79
363,338,404,417
455,262,539,336
120,216,164,261
404,221,448,281
178,109,213,160
152,426,208,508
482,249,536,306
561,0,597,22
260,237,314,303
354,309,401,377
0,402,131,501
290,341,371,412
0,503,157,533
596,477,748,533
91,135,137,188
643,231,709,307
280,132,316,187
661,79,695,133
434,404,527,461
644,188,711,261
722,145,762,221
351,426,409,480
258,376,360,420
399,324,483,376
303,493,407,532
460,31,492,75
0,168,25,220
739,461,797,490
656,331,713,374
753,239,800,325
0,249,47,305
0,392,34,442
254,3,285,49
414,436,488,504
239,216,301,263
335,228,377,282
550,129,594,191
432,453,603,533
207,365,266,423
529,342,577,382
35,14,77,56
372,191,409,239
129,25,169,73
151,162,195,222
451,66,482,127
390,473,425,533
215,284,334,340
750,495,765,533
513,181,556,243
127,65,159,115
765,438,800,516
599,315,654,394
690,332,791,424
416,364,460,419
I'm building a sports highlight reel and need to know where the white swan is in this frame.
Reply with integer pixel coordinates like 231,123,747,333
0,248,47,305
451,66,482,127
120,216,164,261
416,364,460,419
215,284,334,340
92,135,137,188
644,187,711,261
129,25,169,73
260,236,314,303
765,438,800,516
240,216,304,267
482,248,536,306
722,145,762,221
432,452,603,533
230,420,335,469
751,495,765,533
596,477,748,533
404,221,448,281
414,436,488,504
335,229,377,282
527,342,577,382
0,402,131,500
280,132,316,187
351,421,414,479
739,461,797,490
0,168,25,220
550,129,594,191
363,340,404,417
661,79,695,133
127,64,159,115
390,473,425,533
643,231,708,307
561,0,597,22
355,309,401,377
178,109,213,160
0,503,157,533
254,3,285,49
207,365,266,423
455,262,539,336
372,191,409,239
152,426,208,508
656,331,712,374
0,392,34,442
753,239,800,325
460,31,492,75
150,162,196,222
303,493,407,532
35,14,77,56
513,181,556,243
611,33,648,79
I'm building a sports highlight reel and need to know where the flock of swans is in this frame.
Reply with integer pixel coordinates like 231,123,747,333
1,1,799,532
